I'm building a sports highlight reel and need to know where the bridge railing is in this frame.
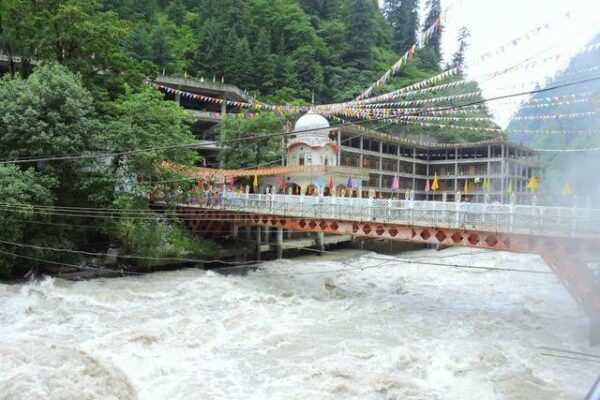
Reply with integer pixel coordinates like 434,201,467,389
216,192,600,238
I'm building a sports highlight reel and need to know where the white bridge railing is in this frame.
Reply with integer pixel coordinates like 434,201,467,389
201,193,600,239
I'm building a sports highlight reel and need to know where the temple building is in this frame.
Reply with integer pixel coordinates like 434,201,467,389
156,76,541,203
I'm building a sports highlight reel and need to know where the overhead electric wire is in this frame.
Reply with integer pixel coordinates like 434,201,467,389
1,74,598,166
538,346,600,360
0,239,255,266
0,248,145,275
540,353,600,364
0,235,553,277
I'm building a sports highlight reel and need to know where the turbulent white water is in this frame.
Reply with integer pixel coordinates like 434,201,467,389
0,248,597,400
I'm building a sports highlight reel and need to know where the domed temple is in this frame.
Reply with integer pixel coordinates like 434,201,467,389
286,112,338,168
270,111,369,196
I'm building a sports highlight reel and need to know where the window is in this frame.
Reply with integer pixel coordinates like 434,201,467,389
383,143,397,155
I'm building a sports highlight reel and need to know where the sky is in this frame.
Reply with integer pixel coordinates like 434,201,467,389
381,0,600,127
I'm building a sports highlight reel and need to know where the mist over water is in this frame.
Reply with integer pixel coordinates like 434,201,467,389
0,248,596,399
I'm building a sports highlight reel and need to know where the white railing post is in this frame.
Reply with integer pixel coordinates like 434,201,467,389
571,206,577,237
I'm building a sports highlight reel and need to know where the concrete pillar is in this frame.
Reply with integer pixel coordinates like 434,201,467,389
264,226,270,243
316,232,325,255
359,136,364,168
230,223,239,240
336,128,341,165
221,96,227,115
412,148,417,192
276,227,283,260
256,226,262,262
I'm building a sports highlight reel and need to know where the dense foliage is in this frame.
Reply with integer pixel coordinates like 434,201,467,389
0,65,209,278
218,113,287,169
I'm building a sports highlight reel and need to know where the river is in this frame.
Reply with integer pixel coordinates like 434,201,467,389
0,248,597,399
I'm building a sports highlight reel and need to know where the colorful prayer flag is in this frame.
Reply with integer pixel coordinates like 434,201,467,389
346,176,352,188
425,179,431,192
482,177,490,192
431,173,439,191
252,175,258,191
464,179,469,194
562,181,574,196
391,175,399,192
526,175,539,191
507,180,513,194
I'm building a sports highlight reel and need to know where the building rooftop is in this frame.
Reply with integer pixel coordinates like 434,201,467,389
338,124,538,154
153,76,249,102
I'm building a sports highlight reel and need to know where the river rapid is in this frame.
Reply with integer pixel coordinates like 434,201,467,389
0,248,597,399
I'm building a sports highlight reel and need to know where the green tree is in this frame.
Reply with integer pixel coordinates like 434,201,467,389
218,113,286,169
251,28,276,94
383,0,419,53
452,26,471,68
126,23,150,60
227,37,254,89
0,0,37,77
148,25,172,73
421,0,443,70
0,64,95,204
293,45,325,100
0,165,58,278
166,0,186,26
344,0,377,69
100,86,199,180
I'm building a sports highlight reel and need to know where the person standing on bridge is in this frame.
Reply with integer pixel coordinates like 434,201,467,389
206,186,212,207
217,187,224,208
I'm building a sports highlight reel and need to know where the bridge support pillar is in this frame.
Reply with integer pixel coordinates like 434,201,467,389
316,232,325,256
230,223,239,240
256,226,262,262
264,226,270,244
541,251,600,346
276,227,283,260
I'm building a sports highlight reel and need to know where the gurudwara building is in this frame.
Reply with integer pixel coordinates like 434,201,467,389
155,76,541,204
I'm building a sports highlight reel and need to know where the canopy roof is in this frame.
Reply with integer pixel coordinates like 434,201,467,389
163,162,367,179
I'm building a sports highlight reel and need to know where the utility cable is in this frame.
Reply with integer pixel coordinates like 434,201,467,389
1,75,598,166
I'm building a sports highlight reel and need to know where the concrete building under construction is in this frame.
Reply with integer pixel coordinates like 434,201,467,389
155,76,541,204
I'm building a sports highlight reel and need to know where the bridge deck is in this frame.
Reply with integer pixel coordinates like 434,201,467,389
193,193,600,239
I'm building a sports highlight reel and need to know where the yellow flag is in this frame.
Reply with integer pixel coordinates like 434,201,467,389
252,175,258,190
562,181,573,196
431,173,439,191
463,179,469,193
526,175,539,191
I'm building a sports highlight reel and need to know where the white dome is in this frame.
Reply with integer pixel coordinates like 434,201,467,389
294,112,330,133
